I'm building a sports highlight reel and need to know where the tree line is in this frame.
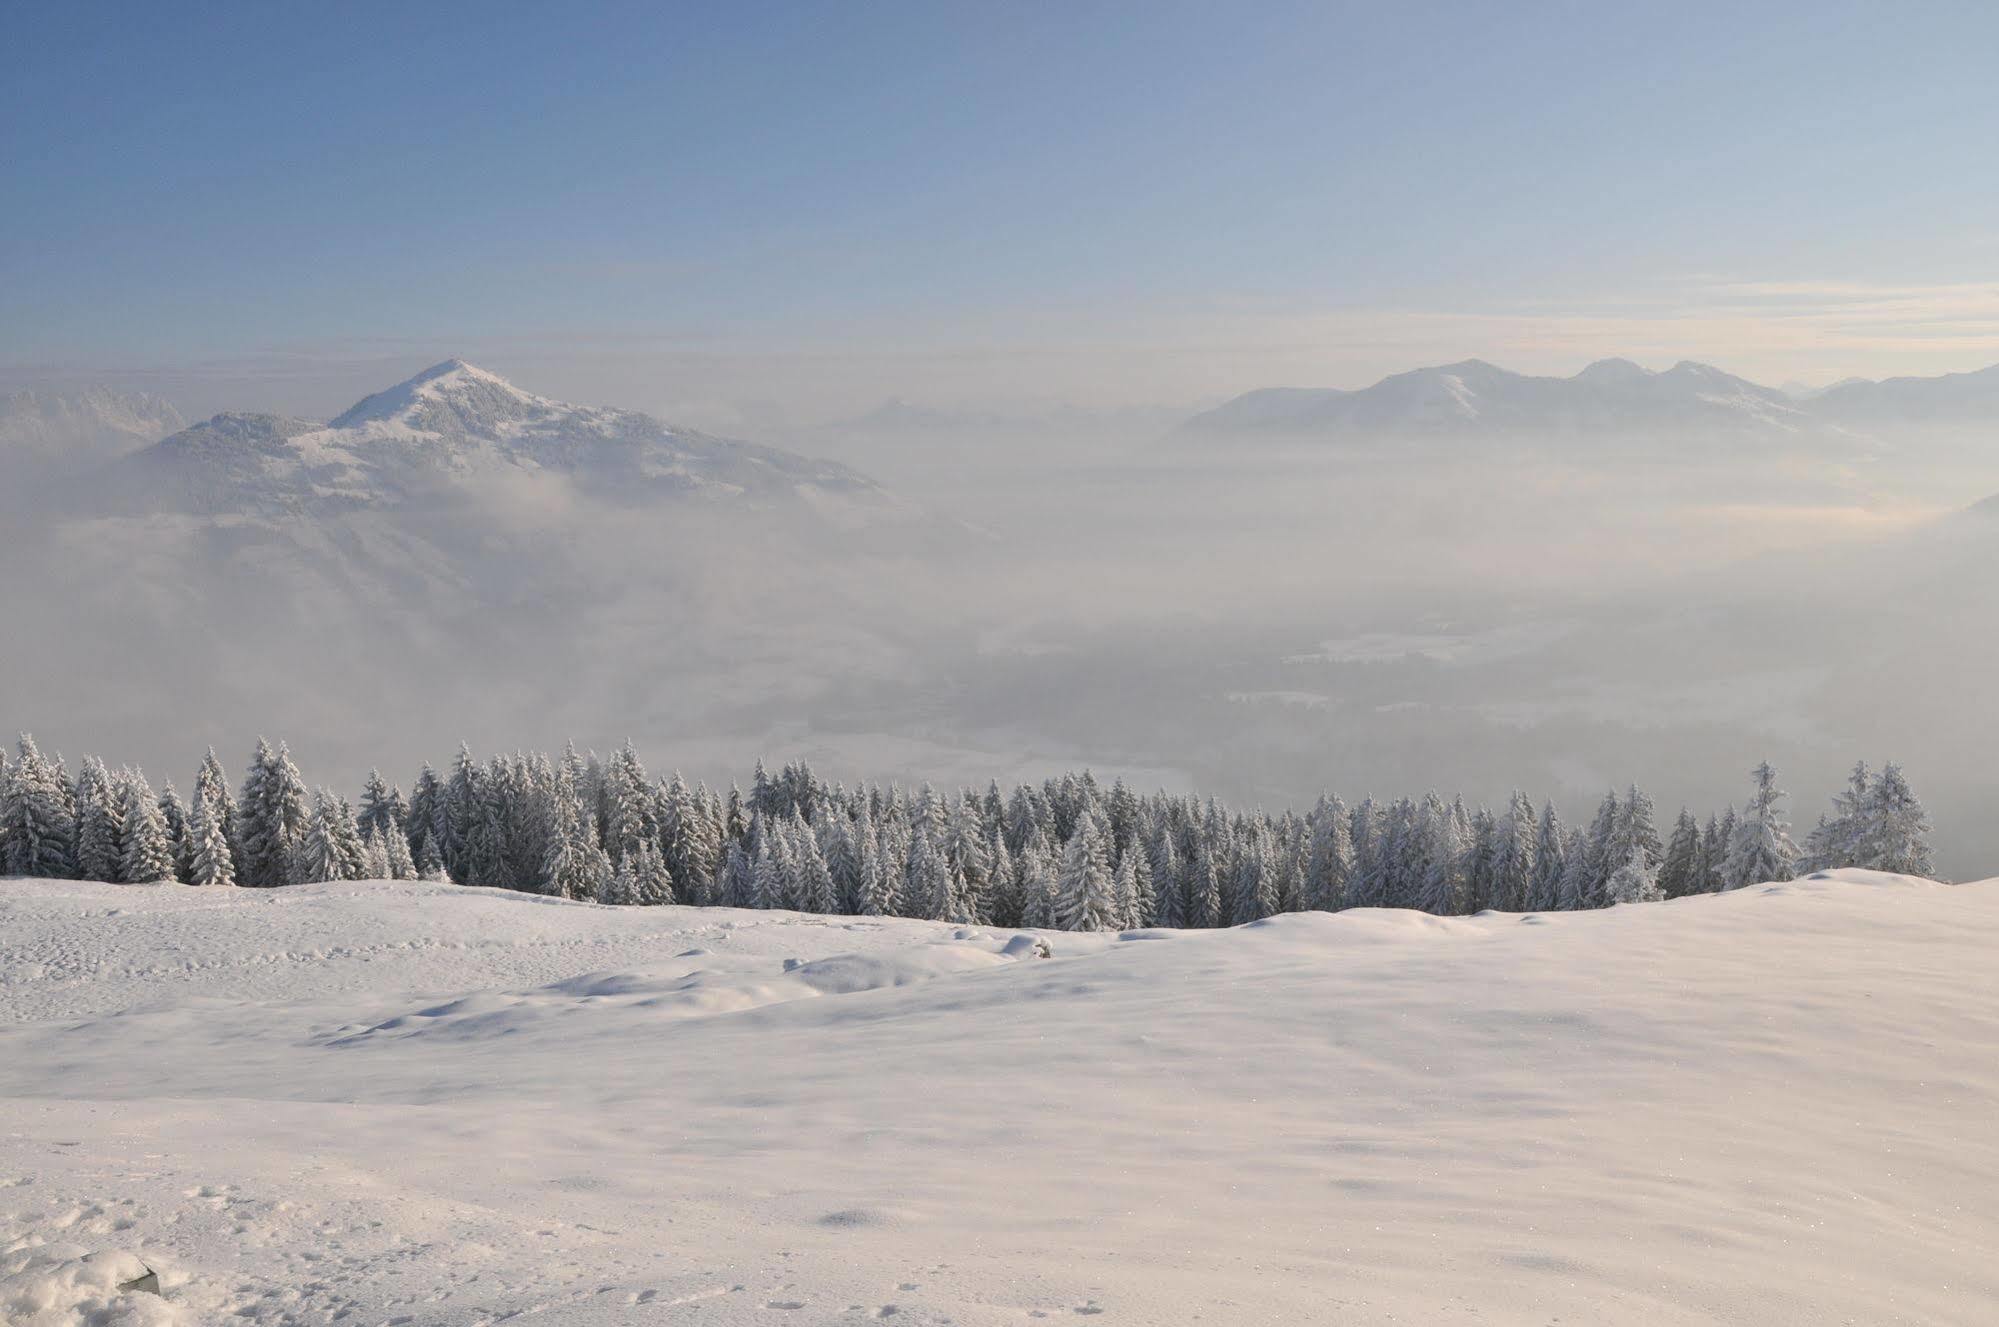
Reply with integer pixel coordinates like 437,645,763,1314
0,734,1937,929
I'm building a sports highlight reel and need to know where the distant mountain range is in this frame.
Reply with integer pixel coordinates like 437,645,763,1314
102,359,903,525
0,386,185,475
1177,357,1999,442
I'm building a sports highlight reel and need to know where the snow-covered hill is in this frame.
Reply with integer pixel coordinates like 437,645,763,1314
105,359,897,520
1179,358,1821,442
3,871,1994,1324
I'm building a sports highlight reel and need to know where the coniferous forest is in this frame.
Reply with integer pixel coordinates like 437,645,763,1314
0,735,1938,927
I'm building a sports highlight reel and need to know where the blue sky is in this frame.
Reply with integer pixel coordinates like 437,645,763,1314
6,1,1999,422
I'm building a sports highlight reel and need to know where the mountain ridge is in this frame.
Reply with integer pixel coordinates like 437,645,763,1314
1177,356,1999,442
105,359,904,523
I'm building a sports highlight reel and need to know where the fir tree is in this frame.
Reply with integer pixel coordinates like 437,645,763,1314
1659,810,1702,898
186,763,237,886
1056,817,1119,932
1723,762,1799,889
73,757,125,883
2,735,75,879
119,769,175,883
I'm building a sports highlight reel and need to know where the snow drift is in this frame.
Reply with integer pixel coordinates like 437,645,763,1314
1,872,1995,1324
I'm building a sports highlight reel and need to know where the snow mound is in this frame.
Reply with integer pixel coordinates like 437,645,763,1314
329,938,1021,1046
0,1241,181,1327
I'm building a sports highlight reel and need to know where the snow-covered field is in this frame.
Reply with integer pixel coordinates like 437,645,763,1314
2,874,1994,1325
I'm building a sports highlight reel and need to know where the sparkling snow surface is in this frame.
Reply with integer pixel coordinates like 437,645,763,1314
2,873,1995,1325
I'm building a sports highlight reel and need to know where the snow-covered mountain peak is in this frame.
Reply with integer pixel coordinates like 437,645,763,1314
1574,357,1648,382
113,362,911,525
329,358,556,434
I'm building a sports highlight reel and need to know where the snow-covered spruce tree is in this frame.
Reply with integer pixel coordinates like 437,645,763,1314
903,824,953,922
185,764,237,886
118,769,176,883
985,830,1020,927
598,740,653,869
1606,785,1663,879
333,795,368,880
1800,761,1871,873
2,735,75,878
625,836,675,905
1605,845,1663,905
1486,791,1537,912
1056,815,1119,932
406,763,443,868
357,769,398,844
1127,843,1157,927
1230,819,1279,925
542,771,611,902
361,831,391,882
1303,794,1352,912
717,838,754,909
288,789,347,885
1698,811,1733,894
238,739,309,887
1723,762,1799,889
1657,809,1701,898
1572,791,1620,908
1412,793,1467,916
793,823,838,915
380,818,417,880
156,781,192,883
72,757,125,883
1147,826,1185,927
1524,802,1566,911
439,743,485,884
751,835,787,911
1858,762,1934,877
1017,838,1056,928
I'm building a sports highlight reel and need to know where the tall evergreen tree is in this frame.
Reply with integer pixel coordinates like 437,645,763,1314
2,735,75,879
73,757,125,883
1723,762,1799,889
157,780,192,883
118,769,175,883
1056,816,1119,932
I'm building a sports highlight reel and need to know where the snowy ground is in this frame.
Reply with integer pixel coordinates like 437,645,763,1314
1,875,1995,1325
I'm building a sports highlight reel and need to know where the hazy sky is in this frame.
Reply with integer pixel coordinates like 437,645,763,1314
7,1,1999,425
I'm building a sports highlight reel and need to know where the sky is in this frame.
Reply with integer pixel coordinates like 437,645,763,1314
6,0,1999,426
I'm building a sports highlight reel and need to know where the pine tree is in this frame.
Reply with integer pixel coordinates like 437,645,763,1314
1858,763,1934,876
357,769,398,843
118,769,175,883
1056,817,1118,931
1605,846,1663,905
2,735,75,878
186,762,237,886
903,825,955,921
73,757,125,883
332,795,368,880
1303,795,1352,912
381,818,417,879
239,739,309,887
1658,809,1702,898
289,789,346,885
1148,827,1185,927
156,781,192,883
1018,839,1057,928
542,771,612,902
794,818,838,915
1723,762,1799,889
440,742,483,882
1487,792,1537,912
1524,802,1566,911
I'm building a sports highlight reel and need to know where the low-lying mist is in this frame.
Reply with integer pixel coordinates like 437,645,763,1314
7,412,1997,876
